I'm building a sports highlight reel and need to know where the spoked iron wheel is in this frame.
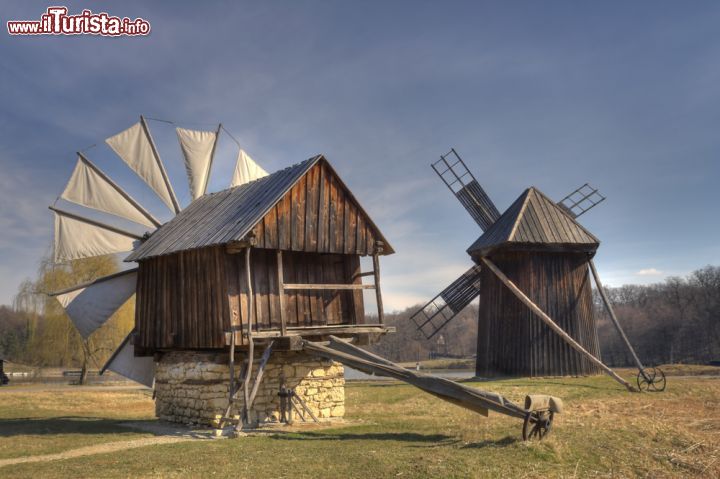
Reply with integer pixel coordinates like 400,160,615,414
522,411,554,441
637,367,666,392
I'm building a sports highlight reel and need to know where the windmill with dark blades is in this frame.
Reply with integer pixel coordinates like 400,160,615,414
411,148,666,393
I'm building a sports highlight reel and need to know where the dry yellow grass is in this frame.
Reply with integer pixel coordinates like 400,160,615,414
0,368,718,478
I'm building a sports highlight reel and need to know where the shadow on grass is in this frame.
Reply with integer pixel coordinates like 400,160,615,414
0,417,157,437
461,435,519,449
273,431,521,449
271,431,456,444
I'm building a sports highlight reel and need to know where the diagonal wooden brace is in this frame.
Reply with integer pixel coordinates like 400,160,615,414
588,260,651,382
246,341,276,412
481,257,637,392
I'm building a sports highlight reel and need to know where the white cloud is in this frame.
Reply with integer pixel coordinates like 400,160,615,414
636,268,663,276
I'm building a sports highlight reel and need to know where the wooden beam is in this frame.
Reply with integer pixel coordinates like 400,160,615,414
49,268,138,296
140,115,180,214
283,283,375,291
588,260,646,373
77,152,161,228
226,325,395,343
226,235,257,254
221,359,248,427
351,271,375,280
49,206,144,240
481,257,637,392
247,340,275,410
372,248,385,325
241,246,255,427
303,339,527,418
277,250,287,336
203,123,222,197
292,392,319,423
226,329,236,420
272,335,304,350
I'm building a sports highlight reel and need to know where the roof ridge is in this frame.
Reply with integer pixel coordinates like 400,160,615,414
507,188,532,242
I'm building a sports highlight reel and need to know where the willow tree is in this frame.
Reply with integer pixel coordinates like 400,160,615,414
16,254,134,381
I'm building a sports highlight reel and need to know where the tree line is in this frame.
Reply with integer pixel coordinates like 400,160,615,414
370,265,720,367
596,265,720,366
1,258,717,370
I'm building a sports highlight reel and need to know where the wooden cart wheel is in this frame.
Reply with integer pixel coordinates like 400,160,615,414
637,367,666,392
522,411,554,441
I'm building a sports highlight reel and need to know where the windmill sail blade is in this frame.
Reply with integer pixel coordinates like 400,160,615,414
61,154,160,228
411,265,482,339
100,332,155,388
432,149,500,231
230,149,268,187
52,207,142,262
105,119,180,214
558,183,606,218
52,269,138,338
177,126,220,200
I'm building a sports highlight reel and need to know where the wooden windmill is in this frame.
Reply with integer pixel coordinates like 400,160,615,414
47,117,395,385
45,119,572,440
412,149,665,392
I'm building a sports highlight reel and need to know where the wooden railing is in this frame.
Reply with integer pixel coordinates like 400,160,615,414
276,243,385,337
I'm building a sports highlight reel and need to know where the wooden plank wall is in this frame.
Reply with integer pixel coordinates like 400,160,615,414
136,246,365,350
135,246,230,351
251,161,379,255
476,251,601,377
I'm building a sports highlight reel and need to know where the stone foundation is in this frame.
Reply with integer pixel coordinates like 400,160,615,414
154,350,345,426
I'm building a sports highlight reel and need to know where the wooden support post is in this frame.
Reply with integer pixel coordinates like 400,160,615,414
481,257,637,392
588,260,647,375
373,241,385,326
222,359,248,424
228,324,236,413
277,251,287,336
241,246,255,428
247,341,275,409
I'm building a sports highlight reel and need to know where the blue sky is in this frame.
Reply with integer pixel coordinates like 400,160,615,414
1,1,719,310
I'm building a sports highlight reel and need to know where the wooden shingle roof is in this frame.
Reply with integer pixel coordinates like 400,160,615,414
467,187,599,257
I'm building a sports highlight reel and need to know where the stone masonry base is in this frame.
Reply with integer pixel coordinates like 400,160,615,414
154,350,345,426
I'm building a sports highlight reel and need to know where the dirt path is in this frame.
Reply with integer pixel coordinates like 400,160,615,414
0,436,195,468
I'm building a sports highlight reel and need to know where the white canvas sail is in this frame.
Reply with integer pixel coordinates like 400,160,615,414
230,149,268,187
106,122,177,212
55,270,137,338
102,333,155,388
176,127,217,200
61,157,156,228
54,213,138,262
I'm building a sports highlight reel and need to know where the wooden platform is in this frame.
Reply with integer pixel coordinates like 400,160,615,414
225,324,395,348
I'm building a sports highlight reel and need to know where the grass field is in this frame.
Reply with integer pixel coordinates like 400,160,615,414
1,368,718,478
